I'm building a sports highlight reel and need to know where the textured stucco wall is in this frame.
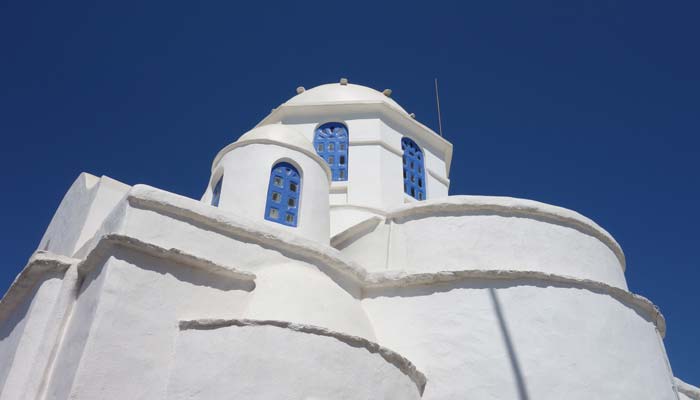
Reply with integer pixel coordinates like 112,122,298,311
281,116,449,216
214,143,330,243
168,321,422,400
38,173,130,257
45,250,253,399
0,272,65,398
363,282,676,400
339,196,626,290
0,177,685,400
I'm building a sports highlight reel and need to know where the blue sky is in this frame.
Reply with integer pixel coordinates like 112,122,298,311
1,0,698,384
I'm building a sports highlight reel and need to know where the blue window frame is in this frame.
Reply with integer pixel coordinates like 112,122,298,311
314,122,348,181
211,176,223,207
264,162,301,227
402,137,426,200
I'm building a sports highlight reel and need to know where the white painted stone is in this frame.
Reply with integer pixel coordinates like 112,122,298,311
676,378,700,400
167,319,423,400
0,81,692,400
38,173,130,257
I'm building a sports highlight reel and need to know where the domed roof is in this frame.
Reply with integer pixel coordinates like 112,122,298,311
285,83,408,114
236,124,315,154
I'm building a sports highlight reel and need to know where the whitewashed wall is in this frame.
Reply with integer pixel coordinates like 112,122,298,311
363,282,676,400
38,173,130,257
338,196,627,289
208,143,330,244
279,116,449,218
168,322,422,400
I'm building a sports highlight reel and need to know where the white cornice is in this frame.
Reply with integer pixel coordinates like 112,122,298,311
210,138,332,183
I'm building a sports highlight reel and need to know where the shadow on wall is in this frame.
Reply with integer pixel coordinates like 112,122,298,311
135,205,363,299
489,288,531,400
0,271,65,391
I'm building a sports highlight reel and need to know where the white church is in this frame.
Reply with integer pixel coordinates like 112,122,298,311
0,80,697,399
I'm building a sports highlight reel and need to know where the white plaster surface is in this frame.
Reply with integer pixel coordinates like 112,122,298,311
242,263,375,339
38,173,130,257
214,142,330,243
1,82,692,400
339,195,627,289
168,319,423,400
330,204,384,238
45,249,253,399
0,253,79,400
677,378,700,400
279,116,450,217
363,283,676,400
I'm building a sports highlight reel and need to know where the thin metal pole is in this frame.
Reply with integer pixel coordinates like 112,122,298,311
434,78,444,137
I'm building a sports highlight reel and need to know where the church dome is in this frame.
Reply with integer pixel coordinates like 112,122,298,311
285,83,408,114
236,124,316,155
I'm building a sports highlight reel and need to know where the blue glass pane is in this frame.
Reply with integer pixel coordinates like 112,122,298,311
314,122,349,181
401,137,426,200
264,162,301,227
211,177,223,207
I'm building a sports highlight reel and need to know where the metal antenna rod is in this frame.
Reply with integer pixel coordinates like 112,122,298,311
434,78,444,137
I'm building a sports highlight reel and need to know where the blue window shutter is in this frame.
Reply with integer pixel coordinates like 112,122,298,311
211,177,223,207
402,137,426,200
314,122,349,181
264,162,301,227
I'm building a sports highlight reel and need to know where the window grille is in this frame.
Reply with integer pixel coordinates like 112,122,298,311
265,162,301,227
402,137,426,200
314,122,349,181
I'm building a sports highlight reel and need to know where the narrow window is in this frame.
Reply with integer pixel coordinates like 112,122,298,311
265,162,301,227
401,137,426,200
211,176,223,207
314,122,349,181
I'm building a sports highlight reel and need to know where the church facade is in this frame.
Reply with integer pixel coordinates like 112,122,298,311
0,80,697,399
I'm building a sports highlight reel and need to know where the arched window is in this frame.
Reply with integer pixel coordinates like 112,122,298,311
211,176,223,207
314,122,348,181
402,137,426,200
264,162,301,227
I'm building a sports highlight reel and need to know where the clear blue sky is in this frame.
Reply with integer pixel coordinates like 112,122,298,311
1,0,698,384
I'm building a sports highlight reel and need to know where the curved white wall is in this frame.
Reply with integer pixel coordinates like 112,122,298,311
363,282,675,400
242,262,376,340
212,143,330,243
339,197,627,289
168,322,422,400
